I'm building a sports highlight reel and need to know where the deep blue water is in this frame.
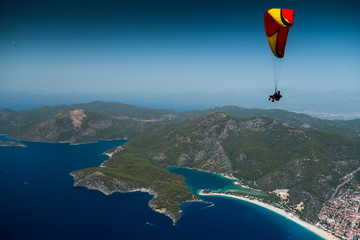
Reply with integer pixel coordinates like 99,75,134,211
0,137,325,240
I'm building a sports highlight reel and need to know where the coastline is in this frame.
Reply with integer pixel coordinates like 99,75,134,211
70,171,194,226
198,191,339,240
100,145,125,167
0,134,128,146
0,141,27,147
169,167,260,189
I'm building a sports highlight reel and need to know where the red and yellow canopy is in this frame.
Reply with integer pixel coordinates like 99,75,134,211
264,8,294,58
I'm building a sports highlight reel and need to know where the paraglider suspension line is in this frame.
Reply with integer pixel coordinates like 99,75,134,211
273,58,282,93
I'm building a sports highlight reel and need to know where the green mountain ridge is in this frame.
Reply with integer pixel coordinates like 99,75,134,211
0,101,178,141
1,101,359,141
0,107,164,143
1,101,359,224
183,106,360,136
104,112,359,221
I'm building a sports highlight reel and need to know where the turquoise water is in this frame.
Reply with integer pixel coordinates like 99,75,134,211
168,167,266,196
0,137,325,240
170,167,325,240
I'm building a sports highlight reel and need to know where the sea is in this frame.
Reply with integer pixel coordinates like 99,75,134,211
0,135,325,240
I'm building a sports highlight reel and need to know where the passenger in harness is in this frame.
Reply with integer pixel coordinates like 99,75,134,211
269,90,282,102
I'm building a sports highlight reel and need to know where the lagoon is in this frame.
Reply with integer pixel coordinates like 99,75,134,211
0,138,324,240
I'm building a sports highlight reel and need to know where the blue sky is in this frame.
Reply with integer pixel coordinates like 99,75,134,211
1,0,359,94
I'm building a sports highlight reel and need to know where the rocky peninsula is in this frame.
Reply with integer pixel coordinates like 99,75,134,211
0,141,26,147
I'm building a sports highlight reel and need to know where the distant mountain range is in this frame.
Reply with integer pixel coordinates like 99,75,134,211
1,90,360,119
1,101,359,223
1,101,359,143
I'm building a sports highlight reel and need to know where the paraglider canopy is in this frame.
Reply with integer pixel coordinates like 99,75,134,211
264,8,294,58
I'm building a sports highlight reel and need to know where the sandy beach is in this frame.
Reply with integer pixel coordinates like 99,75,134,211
199,191,339,240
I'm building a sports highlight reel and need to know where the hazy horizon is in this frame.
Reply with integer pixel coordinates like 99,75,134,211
1,90,360,120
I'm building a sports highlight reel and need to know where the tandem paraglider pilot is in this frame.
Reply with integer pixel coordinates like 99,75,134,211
264,8,294,103
269,90,282,102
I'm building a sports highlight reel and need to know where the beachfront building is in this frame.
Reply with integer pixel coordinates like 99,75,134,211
318,190,360,240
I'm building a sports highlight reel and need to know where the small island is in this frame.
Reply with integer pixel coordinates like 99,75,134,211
0,141,26,147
